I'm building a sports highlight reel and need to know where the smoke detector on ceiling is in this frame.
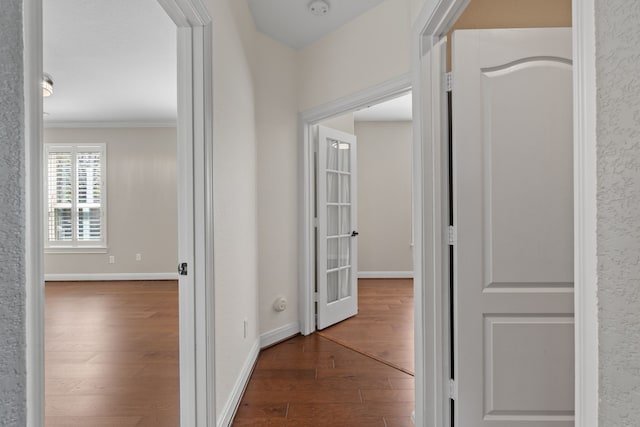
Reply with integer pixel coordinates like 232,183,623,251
308,0,330,16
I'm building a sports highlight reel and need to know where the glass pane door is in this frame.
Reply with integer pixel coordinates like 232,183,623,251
316,125,358,329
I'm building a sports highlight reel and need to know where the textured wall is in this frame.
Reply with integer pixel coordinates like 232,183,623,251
596,0,640,424
0,0,27,424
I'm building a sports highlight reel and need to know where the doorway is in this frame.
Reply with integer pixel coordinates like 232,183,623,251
315,92,415,375
42,2,180,422
413,0,596,425
24,0,215,424
298,75,412,336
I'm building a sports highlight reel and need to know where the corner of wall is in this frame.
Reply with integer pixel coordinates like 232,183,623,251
216,338,260,427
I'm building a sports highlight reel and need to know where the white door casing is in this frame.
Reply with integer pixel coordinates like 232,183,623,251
413,35,449,427
452,28,574,426
316,125,359,330
298,75,410,337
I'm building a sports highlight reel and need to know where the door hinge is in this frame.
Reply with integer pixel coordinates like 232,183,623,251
313,217,318,228
447,225,456,245
449,379,457,400
313,292,319,302
445,72,453,92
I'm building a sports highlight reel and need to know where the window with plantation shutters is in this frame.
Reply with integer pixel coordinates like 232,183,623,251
45,144,107,249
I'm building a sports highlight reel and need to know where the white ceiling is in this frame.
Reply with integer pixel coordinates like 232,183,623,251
354,92,412,122
43,0,176,125
248,0,385,49
43,0,407,125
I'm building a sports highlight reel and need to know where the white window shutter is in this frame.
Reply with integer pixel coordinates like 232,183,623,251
47,150,73,242
76,151,102,241
45,143,106,249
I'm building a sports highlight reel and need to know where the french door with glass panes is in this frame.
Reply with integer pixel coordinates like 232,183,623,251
316,125,358,330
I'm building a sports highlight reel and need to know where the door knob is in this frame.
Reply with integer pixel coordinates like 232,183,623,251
351,231,359,237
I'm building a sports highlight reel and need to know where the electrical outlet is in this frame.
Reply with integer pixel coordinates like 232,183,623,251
243,319,248,339
136,253,142,261
109,255,115,264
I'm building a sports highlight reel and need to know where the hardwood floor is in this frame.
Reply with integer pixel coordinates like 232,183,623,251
233,279,414,426
45,281,179,427
318,278,414,374
233,334,415,426
45,279,413,426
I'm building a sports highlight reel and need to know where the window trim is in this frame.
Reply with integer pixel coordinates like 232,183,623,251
44,142,108,252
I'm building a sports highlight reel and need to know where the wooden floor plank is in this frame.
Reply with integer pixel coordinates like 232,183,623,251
318,278,415,374
44,281,179,426
46,279,414,426
233,280,415,426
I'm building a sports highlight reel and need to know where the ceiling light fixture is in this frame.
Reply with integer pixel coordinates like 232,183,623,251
308,0,330,16
42,73,54,97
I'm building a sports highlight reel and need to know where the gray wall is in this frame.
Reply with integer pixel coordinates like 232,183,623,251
44,128,178,276
0,0,27,424
596,0,640,424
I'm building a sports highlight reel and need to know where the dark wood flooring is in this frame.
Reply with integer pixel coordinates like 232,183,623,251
45,279,414,426
233,279,415,426
232,334,414,426
318,278,414,374
44,281,179,427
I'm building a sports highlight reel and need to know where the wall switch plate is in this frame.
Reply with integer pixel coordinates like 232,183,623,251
109,256,115,264
136,253,142,261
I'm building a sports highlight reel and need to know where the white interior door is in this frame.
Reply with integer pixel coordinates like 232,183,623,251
316,125,358,330
452,28,574,426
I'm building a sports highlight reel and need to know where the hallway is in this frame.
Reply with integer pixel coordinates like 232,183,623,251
233,279,414,426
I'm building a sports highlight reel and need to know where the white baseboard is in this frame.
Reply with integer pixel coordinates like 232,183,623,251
44,272,178,281
217,339,260,427
358,271,414,279
260,322,300,349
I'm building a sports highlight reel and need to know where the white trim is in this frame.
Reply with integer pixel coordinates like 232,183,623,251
573,0,599,425
189,22,217,427
301,74,411,123
259,322,300,348
45,247,109,254
297,115,314,336
44,272,179,281
358,271,414,279
175,23,198,427
24,0,45,423
299,73,412,336
170,4,215,425
216,339,260,427
43,142,108,250
412,3,466,425
44,121,177,129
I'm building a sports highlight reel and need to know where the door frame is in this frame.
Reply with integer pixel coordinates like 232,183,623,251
412,0,598,426
23,0,216,425
298,74,412,335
